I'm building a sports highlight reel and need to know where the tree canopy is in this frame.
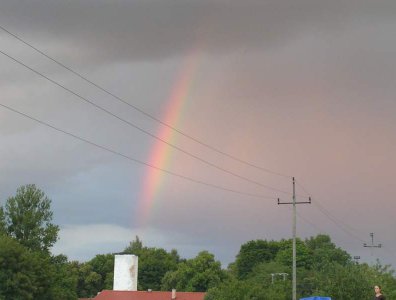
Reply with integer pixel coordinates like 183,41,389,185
162,251,227,292
2,185,396,299
3,184,59,252
0,235,77,300
207,235,396,300
123,236,180,291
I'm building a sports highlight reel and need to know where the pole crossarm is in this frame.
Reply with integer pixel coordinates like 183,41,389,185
363,232,382,248
363,244,382,248
277,197,311,205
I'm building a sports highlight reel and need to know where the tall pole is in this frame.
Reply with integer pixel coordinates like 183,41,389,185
277,177,311,300
292,177,297,300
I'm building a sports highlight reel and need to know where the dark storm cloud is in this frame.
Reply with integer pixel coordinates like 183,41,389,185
1,0,396,64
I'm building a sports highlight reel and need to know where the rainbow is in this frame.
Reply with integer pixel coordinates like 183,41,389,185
137,48,202,227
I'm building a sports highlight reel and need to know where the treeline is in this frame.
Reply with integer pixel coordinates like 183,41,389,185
1,185,396,299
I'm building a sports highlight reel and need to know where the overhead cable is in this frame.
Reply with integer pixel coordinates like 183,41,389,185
0,102,277,201
295,179,366,243
0,48,291,195
0,23,290,179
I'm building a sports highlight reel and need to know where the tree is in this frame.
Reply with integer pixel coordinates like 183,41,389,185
275,238,312,270
87,254,115,290
3,184,59,252
205,277,266,300
124,235,143,254
305,234,351,269
162,251,226,292
309,262,372,299
73,262,102,298
234,239,281,279
205,275,289,300
0,207,6,235
123,237,180,291
0,235,52,299
48,255,78,300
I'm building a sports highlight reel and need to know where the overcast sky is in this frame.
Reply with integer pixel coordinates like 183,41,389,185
1,0,395,269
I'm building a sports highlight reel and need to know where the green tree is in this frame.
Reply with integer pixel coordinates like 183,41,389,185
275,238,312,270
248,261,289,283
210,234,396,300
124,235,143,254
305,234,351,269
0,207,6,235
308,262,371,299
205,277,265,300
205,275,289,300
123,237,180,291
49,255,78,300
162,251,226,292
3,184,59,252
138,247,179,290
0,235,52,299
234,239,281,279
74,262,102,298
0,186,78,299
87,254,115,290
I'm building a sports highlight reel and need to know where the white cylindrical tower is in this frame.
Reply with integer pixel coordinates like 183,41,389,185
113,254,138,291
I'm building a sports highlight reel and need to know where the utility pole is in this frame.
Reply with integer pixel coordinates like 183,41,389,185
363,233,382,257
278,177,311,300
363,233,381,248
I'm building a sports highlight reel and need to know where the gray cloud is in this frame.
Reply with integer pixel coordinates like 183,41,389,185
2,0,396,64
1,0,395,267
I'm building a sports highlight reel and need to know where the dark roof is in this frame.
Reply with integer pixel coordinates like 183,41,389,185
94,290,206,300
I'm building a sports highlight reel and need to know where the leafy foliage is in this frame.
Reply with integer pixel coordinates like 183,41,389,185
0,185,78,299
0,235,77,300
71,261,103,298
305,234,351,269
211,235,396,299
162,251,226,292
275,239,312,269
2,185,396,299
234,239,280,279
3,184,59,252
0,234,48,299
0,207,6,235
87,254,115,290
49,255,79,300
123,236,180,291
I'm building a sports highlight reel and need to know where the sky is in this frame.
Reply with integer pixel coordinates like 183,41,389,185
0,0,395,269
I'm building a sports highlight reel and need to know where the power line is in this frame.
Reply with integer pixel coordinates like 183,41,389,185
294,180,366,243
0,48,292,196
295,209,355,250
295,209,324,234
296,181,396,264
0,23,291,179
0,102,278,201
313,202,366,243
294,179,311,197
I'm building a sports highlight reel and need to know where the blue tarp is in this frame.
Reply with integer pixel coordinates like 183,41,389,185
300,297,331,300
